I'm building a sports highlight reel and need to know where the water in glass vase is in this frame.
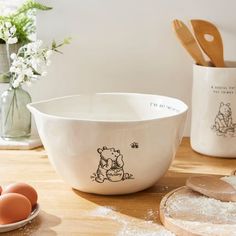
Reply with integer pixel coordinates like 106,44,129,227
1,86,32,140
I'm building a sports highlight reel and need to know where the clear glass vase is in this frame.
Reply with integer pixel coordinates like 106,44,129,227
1,86,32,140
0,43,21,83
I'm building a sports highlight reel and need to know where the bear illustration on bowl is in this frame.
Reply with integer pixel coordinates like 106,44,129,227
91,146,133,183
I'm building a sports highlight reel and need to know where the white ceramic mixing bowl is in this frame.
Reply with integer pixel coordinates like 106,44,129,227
28,93,188,195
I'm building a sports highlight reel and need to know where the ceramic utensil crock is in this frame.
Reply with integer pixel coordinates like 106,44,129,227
191,62,236,157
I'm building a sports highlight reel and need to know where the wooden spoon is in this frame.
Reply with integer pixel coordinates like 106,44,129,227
186,176,236,202
172,19,208,66
190,19,225,67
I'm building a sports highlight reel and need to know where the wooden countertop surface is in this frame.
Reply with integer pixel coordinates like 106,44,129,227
0,137,235,236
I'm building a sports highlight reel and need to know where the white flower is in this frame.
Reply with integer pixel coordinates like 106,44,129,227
10,53,17,60
9,40,56,88
24,68,33,77
9,26,16,34
5,22,11,28
30,58,38,71
9,66,16,73
0,20,18,44
24,40,42,55
17,74,25,84
45,50,53,59
4,30,10,37
12,79,20,88
7,37,17,44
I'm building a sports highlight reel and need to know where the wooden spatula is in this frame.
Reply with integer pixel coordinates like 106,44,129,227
190,19,225,67
172,19,208,66
186,176,236,202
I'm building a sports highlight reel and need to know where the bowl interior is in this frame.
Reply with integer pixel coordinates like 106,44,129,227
30,93,187,122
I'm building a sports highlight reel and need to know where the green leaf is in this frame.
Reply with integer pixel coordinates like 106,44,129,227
51,40,57,50
30,67,41,76
51,37,72,51
54,49,63,54
63,37,72,45
0,1,53,44
14,0,52,16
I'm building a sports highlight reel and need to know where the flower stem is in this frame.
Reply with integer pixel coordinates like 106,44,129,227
4,89,16,126
6,43,11,68
14,89,20,119
12,92,15,125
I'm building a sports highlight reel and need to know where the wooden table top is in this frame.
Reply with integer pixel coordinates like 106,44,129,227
0,137,235,236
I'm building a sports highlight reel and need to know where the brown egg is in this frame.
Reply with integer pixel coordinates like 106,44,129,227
2,183,38,208
0,193,31,224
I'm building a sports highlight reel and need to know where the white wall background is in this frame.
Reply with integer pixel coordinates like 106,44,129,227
21,1,236,135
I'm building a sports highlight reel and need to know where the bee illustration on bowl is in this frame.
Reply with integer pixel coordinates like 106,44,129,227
90,146,134,183
130,142,139,149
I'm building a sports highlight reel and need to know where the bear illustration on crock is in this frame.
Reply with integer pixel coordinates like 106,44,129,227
212,102,236,137
91,146,133,183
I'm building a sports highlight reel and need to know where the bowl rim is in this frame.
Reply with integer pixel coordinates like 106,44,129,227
27,92,188,123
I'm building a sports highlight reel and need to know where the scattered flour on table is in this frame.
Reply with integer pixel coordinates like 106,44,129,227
166,188,236,224
165,188,236,236
14,220,36,236
90,206,114,216
90,206,175,236
221,176,236,189
168,218,236,236
145,209,158,222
